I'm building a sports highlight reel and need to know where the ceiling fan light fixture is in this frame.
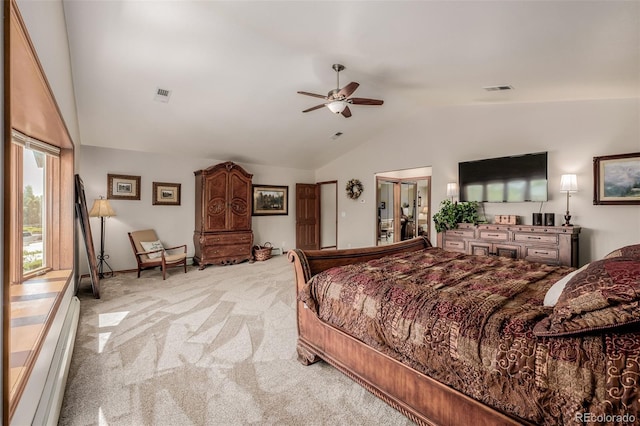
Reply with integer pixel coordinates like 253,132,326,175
327,100,348,114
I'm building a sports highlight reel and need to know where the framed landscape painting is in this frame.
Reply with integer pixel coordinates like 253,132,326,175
152,182,181,206
593,152,640,205
107,174,141,200
252,185,288,215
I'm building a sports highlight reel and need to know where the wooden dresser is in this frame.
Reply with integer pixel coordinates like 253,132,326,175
194,162,253,268
437,223,581,267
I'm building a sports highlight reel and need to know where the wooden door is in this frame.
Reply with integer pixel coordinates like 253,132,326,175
296,183,320,250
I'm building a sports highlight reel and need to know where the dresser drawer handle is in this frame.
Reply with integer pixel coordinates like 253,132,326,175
532,250,551,255
526,236,542,240
487,233,501,237
451,231,464,236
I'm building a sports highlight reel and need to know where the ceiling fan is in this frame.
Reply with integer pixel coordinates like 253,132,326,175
297,64,384,118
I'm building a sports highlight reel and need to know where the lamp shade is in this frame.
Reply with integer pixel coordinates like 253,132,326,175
446,182,458,198
560,174,578,192
327,101,348,114
89,198,116,217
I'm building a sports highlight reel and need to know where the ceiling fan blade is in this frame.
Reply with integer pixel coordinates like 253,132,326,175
349,97,384,106
302,104,326,113
337,82,359,99
297,91,328,99
341,106,352,118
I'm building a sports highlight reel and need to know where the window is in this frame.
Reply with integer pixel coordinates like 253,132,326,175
11,131,60,282
22,148,46,273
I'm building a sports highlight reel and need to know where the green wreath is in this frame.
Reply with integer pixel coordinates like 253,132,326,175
345,179,364,200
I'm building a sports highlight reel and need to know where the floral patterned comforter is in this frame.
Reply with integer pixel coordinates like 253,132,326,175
299,247,640,425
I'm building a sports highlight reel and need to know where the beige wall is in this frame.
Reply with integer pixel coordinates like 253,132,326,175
17,0,81,146
315,98,640,264
79,146,314,273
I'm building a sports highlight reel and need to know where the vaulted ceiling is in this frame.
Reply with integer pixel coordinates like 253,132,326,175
61,1,640,170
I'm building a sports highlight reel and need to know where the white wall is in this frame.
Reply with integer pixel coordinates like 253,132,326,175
79,146,314,273
17,0,81,145
315,98,640,264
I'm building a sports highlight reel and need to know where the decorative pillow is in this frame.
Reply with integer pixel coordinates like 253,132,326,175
534,256,640,337
140,240,165,259
543,263,590,307
604,243,640,260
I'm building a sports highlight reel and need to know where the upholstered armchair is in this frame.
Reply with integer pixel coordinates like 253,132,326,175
380,218,393,241
127,229,187,280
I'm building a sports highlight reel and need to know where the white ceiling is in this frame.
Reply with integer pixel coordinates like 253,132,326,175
61,1,640,170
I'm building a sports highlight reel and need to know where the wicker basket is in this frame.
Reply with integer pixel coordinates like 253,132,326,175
253,242,273,261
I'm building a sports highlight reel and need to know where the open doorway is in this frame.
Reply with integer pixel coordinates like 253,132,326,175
319,181,337,249
376,167,432,245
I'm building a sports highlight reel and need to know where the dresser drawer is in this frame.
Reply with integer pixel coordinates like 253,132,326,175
478,230,509,241
524,246,559,262
203,244,252,259
200,231,253,246
514,233,558,245
444,239,466,253
446,229,474,238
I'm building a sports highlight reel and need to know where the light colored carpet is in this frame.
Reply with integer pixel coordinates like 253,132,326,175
58,255,414,426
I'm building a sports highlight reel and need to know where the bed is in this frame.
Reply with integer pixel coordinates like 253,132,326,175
288,237,640,425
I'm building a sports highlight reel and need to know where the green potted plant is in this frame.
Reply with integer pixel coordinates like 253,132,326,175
432,199,479,233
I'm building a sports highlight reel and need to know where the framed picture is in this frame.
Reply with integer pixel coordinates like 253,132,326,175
593,152,640,205
152,182,181,206
252,185,288,216
107,174,141,200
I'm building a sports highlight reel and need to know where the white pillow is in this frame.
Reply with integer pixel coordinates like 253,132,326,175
140,240,165,259
543,263,589,307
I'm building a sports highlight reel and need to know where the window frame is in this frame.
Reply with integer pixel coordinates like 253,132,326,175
12,137,60,281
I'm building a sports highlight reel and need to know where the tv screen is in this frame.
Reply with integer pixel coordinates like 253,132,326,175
459,152,548,202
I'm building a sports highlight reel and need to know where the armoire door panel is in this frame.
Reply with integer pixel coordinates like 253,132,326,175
205,197,227,230
204,171,229,231
228,171,251,230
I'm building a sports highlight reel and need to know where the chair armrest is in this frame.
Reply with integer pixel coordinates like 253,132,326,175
164,244,187,253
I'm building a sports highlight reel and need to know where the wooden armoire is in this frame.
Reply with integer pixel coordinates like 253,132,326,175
193,162,253,268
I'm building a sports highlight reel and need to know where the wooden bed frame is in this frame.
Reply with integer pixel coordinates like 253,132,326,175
288,237,531,426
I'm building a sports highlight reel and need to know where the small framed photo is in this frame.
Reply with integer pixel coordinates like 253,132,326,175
252,185,288,216
107,174,141,200
152,182,181,206
593,152,640,205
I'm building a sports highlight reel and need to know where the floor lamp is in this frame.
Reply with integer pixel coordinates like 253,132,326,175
89,196,116,278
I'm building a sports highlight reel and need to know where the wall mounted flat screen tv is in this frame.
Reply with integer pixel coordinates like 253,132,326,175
459,152,548,202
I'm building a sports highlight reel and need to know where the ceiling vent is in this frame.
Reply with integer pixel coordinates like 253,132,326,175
154,87,172,102
483,85,514,92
